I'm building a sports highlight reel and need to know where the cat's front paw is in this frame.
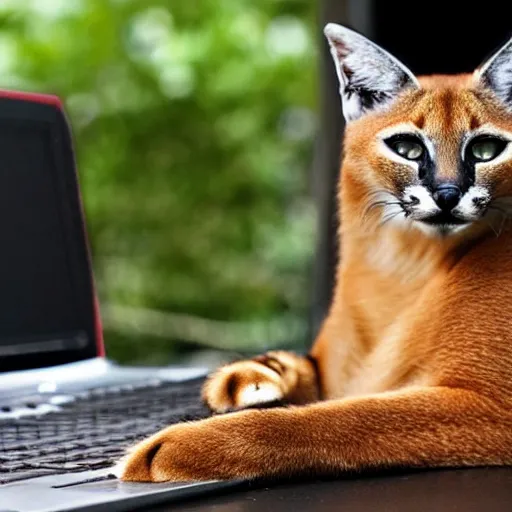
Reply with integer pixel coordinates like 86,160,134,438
114,412,265,482
114,422,212,482
202,352,303,413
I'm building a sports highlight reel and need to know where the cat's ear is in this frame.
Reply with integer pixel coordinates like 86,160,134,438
324,24,419,123
474,36,512,109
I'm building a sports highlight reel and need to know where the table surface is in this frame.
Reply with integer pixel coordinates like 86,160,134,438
150,467,512,512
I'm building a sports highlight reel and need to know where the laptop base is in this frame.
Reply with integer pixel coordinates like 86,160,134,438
2,467,244,512
1,359,244,511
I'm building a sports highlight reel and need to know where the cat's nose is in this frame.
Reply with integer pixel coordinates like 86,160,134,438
433,184,461,211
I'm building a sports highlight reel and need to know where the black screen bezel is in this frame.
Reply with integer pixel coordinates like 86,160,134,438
0,96,99,372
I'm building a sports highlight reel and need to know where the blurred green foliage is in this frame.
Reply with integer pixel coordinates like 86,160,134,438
0,0,318,363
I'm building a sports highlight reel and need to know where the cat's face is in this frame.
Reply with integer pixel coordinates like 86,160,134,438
325,24,512,237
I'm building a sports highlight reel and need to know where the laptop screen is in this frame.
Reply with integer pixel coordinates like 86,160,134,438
0,97,99,372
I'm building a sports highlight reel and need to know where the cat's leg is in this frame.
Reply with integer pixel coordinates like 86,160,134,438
202,351,320,413
117,386,512,482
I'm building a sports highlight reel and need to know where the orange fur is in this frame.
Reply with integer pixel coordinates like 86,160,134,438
118,29,512,483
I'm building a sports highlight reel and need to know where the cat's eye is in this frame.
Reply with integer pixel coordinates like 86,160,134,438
386,137,424,161
467,136,507,162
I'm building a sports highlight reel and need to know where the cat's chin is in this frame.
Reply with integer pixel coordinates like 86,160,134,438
412,218,474,238
380,211,476,238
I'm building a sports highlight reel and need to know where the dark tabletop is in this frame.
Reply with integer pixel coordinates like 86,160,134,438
150,468,512,512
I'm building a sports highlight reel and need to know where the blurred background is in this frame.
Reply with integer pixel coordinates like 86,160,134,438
0,0,322,367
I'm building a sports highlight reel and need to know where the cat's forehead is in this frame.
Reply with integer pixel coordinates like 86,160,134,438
417,74,473,90
385,77,507,137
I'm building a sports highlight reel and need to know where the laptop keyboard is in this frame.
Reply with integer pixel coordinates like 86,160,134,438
0,378,210,484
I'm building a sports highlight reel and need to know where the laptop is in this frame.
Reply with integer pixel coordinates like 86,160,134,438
0,91,243,511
